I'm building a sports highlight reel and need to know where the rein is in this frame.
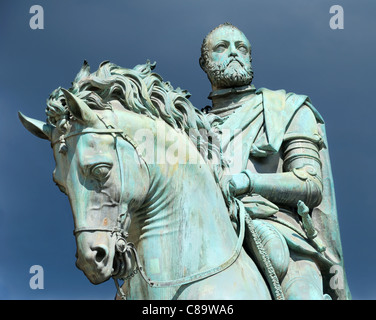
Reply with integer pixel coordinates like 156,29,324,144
56,118,246,300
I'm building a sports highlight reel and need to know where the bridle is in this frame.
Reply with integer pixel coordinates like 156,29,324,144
52,116,151,298
52,115,247,300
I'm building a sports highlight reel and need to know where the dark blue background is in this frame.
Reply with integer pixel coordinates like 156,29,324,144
0,0,374,299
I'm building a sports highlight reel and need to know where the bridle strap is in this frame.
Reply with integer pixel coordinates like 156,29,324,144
66,128,123,140
51,128,124,147
73,227,127,237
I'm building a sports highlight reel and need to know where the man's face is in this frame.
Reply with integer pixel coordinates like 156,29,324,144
202,26,253,89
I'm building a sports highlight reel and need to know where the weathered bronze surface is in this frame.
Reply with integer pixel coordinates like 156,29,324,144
18,24,350,299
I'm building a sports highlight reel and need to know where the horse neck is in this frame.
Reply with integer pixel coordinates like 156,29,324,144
126,118,239,280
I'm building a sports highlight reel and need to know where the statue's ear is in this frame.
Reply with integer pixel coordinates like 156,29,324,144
61,89,98,126
199,56,206,72
18,112,53,141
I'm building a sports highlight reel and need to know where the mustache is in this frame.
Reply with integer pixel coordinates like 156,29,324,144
224,57,244,68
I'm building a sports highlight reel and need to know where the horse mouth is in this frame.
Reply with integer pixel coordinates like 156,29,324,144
85,267,113,285
111,254,128,279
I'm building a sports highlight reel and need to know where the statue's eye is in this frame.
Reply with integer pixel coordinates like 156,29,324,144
90,164,112,181
237,45,248,54
214,43,227,53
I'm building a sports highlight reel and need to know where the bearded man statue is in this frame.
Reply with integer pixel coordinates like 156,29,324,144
199,23,351,300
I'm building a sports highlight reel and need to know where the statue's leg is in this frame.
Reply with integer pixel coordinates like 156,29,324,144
281,252,327,300
245,219,290,281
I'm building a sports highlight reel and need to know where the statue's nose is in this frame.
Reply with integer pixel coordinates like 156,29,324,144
92,244,109,264
76,244,109,270
228,43,238,57
75,243,113,284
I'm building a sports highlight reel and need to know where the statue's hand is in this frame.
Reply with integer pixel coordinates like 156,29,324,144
228,172,252,196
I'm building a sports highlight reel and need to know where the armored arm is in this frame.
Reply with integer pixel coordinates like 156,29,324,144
229,104,324,209
248,139,323,208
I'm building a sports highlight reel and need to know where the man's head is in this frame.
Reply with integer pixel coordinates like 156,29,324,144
200,23,253,90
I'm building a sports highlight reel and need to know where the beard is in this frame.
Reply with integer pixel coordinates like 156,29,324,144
205,58,254,89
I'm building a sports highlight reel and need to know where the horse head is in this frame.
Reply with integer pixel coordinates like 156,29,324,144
19,87,150,284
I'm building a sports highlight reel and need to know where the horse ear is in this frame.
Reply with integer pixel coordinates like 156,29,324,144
18,112,53,141
61,89,98,126
73,60,90,84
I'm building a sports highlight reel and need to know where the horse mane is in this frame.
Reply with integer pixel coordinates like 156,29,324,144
45,60,228,183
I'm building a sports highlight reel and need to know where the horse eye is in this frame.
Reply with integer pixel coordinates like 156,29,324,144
90,164,112,181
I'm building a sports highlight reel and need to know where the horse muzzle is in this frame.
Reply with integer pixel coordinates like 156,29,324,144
75,233,117,284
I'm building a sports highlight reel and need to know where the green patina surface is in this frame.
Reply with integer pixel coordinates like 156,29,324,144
18,23,350,300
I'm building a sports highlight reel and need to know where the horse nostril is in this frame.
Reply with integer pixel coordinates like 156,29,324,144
92,245,109,264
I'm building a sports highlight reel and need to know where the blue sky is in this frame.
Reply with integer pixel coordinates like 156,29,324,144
0,0,375,299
